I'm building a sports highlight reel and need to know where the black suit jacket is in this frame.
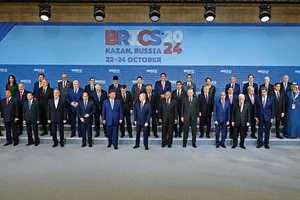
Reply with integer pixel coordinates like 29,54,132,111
85,84,96,96
145,90,159,112
108,84,122,95
231,102,250,127
198,93,214,116
245,94,257,118
171,89,186,113
131,83,146,104
117,91,133,115
259,84,274,93
243,82,259,95
0,98,19,122
15,90,29,104
23,100,40,123
201,85,216,97
280,82,292,93
158,99,178,123
269,91,285,114
58,81,73,100
181,96,199,122
37,87,54,109
47,98,67,123
91,90,108,111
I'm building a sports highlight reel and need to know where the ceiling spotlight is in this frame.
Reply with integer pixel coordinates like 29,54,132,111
204,5,216,22
39,3,51,22
149,4,161,22
259,5,271,23
94,3,106,22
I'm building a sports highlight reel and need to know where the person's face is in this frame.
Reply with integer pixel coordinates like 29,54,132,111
248,75,254,82
275,84,281,91
113,80,118,84
121,88,127,93
109,92,116,99
220,93,226,100
38,75,44,82
206,79,211,85
96,87,101,92
291,86,298,92
62,74,67,81
165,92,171,100
82,93,89,101
5,90,11,98
186,76,192,82
27,93,33,100
137,78,143,84
146,87,152,93
230,77,236,83
90,79,95,85
228,88,234,95
187,90,194,97
248,88,254,95
283,76,289,83
160,74,166,81
18,84,24,91
239,96,245,103
9,76,14,83
264,78,270,84
176,83,182,90
73,82,79,89
203,87,209,93
261,90,267,97
139,94,145,102
42,80,48,87
54,90,60,98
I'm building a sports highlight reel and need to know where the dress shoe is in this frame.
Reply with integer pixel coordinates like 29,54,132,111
192,144,197,148
60,143,64,147
221,144,226,148
114,146,118,150
81,144,86,148
133,145,139,149
264,145,270,149
231,145,237,149
120,134,125,138
145,146,149,150
206,134,211,138
179,134,182,138
256,144,263,148
95,133,100,138
161,144,166,148
154,134,159,138
216,144,220,148
89,144,93,148
40,132,48,136
174,134,178,138
0,132,3,136
13,142,19,146
4,142,12,146
240,145,246,149
107,144,112,148
78,135,82,138
52,143,58,148
19,132,23,136
70,134,76,138
183,143,187,148
26,142,34,146
129,135,133,138
34,143,39,146
168,145,172,148
199,134,204,138
276,135,284,139
105,134,108,138
251,134,257,139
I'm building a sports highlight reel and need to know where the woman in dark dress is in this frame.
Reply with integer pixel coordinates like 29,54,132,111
5,75,18,97
201,77,216,97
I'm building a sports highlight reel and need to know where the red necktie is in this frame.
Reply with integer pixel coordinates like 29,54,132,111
20,92,23,99
162,81,164,91
138,84,141,92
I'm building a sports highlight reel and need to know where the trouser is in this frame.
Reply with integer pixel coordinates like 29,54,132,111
258,120,271,146
215,122,227,145
148,113,158,136
162,122,174,146
70,111,81,136
107,122,119,147
4,122,18,144
26,122,39,144
174,111,183,136
51,122,64,144
183,117,197,145
136,124,148,147
275,114,282,136
120,113,132,136
233,125,247,146
199,114,212,136
81,122,92,145
94,109,107,135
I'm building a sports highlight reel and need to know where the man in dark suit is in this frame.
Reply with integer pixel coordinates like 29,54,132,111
133,93,152,150
214,92,231,148
242,74,259,95
15,83,29,135
102,90,123,150
225,75,240,96
154,72,172,99
245,86,258,138
280,75,292,93
255,87,275,149
77,92,96,148
58,74,73,123
117,85,133,138
181,88,199,148
131,76,146,105
1,90,19,146
108,76,122,96
145,84,159,138
201,77,216,98
48,90,67,148
91,84,107,137
225,87,238,138
182,74,196,93
270,83,285,139
199,85,214,138
66,80,85,137
84,77,96,96
158,91,178,148
33,73,51,98
172,81,186,138
259,76,274,93
23,92,40,146
231,94,250,149
37,79,53,136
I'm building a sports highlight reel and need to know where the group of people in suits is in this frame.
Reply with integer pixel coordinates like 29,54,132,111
1,72,299,150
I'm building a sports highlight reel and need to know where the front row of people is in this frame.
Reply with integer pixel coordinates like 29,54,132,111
1,82,299,150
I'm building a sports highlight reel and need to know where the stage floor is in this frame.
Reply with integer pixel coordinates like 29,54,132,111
0,144,299,200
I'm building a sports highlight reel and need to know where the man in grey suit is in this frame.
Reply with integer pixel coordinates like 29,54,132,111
58,74,73,123
181,88,199,148
131,76,146,105
23,92,40,146
182,74,196,93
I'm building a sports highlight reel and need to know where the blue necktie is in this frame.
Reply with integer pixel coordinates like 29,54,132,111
29,101,32,109
263,97,266,108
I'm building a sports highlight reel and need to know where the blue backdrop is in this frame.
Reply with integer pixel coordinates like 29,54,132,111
0,22,299,96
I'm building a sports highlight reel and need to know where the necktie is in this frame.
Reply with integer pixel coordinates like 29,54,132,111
39,82,42,88
110,100,114,110
55,99,58,109
276,91,280,100
98,93,101,101
251,95,254,105
178,90,180,97
148,93,151,102
140,102,144,110
222,100,225,109
239,103,243,112
263,97,266,108
266,85,268,90
91,85,94,91
115,84,117,89
84,101,87,109
138,84,141,92
6,98,9,105
284,83,287,91
231,83,234,89
63,82,66,88
188,83,191,89
205,94,208,103
250,82,252,87
162,81,164,91
230,95,233,104
29,101,32,109
167,100,170,108
44,88,46,94
20,91,23,99
189,98,192,107
123,93,126,102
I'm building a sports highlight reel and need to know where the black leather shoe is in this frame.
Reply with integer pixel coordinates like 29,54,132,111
13,142,19,146
133,145,139,149
168,145,172,148
174,134,178,138
114,146,118,150
26,142,34,146
154,135,159,138
221,144,226,148
145,146,149,150
89,144,92,148
70,134,75,138
183,143,187,148
34,143,39,146
216,144,220,148
206,134,211,138
81,144,86,148
276,135,284,139
40,132,48,136
107,144,112,148
179,134,182,138
120,135,125,138
192,144,197,148
264,145,270,149
231,145,237,149
60,143,64,147
95,133,100,138
240,145,246,149
19,132,23,136
256,144,263,148
199,134,204,138
52,143,58,148
251,134,257,139
161,144,166,148
129,135,133,138
0,132,3,136
4,142,12,146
